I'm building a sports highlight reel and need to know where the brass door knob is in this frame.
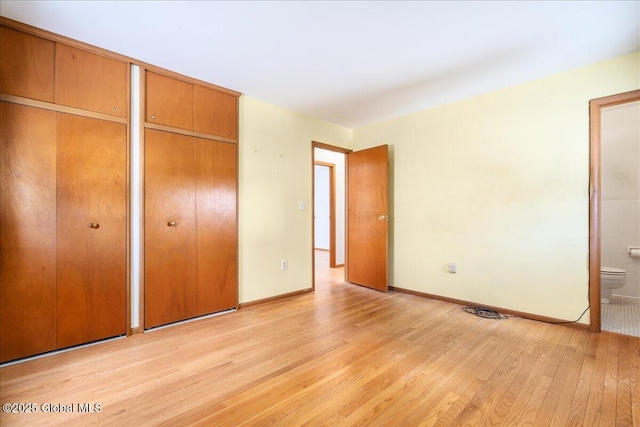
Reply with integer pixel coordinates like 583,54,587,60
89,222,100,229
167,221,176,227
378,215,389,221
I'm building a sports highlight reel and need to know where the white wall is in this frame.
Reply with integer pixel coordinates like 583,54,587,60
314,165,330,250
352,52,640,323
601,101,640,298
238,96,352,303
314,148,346,265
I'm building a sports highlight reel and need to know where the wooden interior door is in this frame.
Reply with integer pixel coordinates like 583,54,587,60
346,145,388,291
144,129,197,328
56,113,127,348
195,139,238,315
0,102,57,362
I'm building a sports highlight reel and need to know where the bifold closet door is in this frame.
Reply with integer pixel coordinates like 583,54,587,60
195,139,237,315
56,113,127,348
0,102,57,362
1,105,126,361
144,129,197,328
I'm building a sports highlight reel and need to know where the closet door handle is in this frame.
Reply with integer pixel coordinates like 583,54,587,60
167,221,176,227
89,222,100,229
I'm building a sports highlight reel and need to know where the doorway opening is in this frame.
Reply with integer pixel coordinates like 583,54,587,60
314,162,337,267
589,89,640,335
312,142,349,290
311,141,390,293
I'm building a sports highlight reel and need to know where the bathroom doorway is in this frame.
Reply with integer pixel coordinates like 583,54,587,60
589,90,640,335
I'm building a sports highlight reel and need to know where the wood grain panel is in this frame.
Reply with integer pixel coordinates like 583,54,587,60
194,85,238,139
55,43,127,117
56,113,127,348
0,102,57,363
347,145,388,291
146,72,194,131
0,26,55,102
144,129,196,328
195,139,237,315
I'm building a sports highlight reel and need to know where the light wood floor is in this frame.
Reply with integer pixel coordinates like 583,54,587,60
1,258,639,426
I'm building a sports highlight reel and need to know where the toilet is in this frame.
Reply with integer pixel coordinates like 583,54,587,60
601,267,627,304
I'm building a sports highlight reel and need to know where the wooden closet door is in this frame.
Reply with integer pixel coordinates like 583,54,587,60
55,44,127,118
194,86,238,139
145,129,197,328
195,139,237,316
56,113,127,349
0,103,57,363
0,26,55,102
146,72,194,130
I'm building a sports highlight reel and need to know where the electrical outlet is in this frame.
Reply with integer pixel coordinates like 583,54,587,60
281,259,288,270
448,263,457,274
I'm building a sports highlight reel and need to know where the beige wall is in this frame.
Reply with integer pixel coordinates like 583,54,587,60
238,97,352,303
352,52,639,323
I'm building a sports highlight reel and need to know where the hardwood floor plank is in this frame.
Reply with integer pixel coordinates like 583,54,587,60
534,328,581,426
214,337,407,425
481,325,550,425
1,256,638,426
548,330,591,426
372,334,502,425
600,333,621,426
442,318,540,425
500,325,572,425
343,320,498,424
566,332,601,426
630,336,640,427
612,335,632,427
583,332,610,425
431,378,486,427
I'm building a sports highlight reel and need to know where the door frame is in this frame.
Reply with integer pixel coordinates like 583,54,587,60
314,161,337,267
311,141,351,291
589,89,640,332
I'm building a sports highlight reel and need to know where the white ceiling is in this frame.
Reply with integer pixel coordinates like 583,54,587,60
1,1,639,128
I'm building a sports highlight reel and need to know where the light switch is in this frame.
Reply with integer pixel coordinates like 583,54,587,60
299,200,305,211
